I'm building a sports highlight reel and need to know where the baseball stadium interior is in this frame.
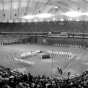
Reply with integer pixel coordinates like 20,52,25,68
0,0,88,88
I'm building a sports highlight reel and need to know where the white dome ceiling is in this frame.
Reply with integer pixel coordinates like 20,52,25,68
0,0,88,22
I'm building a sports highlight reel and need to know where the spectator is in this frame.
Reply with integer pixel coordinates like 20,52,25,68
0,65,88,88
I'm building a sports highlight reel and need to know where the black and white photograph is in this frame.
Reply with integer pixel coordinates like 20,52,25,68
0,0,88,88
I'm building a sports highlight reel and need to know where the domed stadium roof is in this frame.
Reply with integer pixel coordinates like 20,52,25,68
0,0,88,22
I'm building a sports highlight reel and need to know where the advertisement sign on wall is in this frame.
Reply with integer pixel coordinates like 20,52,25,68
43,39,47,44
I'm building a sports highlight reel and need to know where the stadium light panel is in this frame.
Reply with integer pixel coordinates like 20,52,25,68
28,20,31,22
22,15,35,19
22,13,53,19
9,20,12,23
22,20,25,22
40,19,43,22
53,18,56,21
84,12,88,16
60,18,64,21
64,11,82,17
36,13,53,18
15,20,18,23
34,19,38,22
76,19,79,21
69,18,72,21
53,6,58,9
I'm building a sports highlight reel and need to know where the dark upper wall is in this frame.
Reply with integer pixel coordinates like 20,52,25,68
0,21,87,33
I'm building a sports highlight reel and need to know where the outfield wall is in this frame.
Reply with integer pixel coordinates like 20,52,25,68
1,36,88,47
36,36,88,47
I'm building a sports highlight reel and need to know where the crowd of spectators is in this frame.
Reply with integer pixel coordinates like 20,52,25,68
0,65,88,88
0,21,87,33
0,35,29,45
0,21,88,88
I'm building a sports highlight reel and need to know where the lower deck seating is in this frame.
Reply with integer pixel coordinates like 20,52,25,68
0,64,88,88
0,35,28,44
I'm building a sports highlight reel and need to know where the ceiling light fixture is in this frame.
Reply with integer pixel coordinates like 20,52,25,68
36,13,53,18
64,11,82,17
60,18,64,21
84,12,88,16
22,15,35,19
53,6,58,9
53,18,56,21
